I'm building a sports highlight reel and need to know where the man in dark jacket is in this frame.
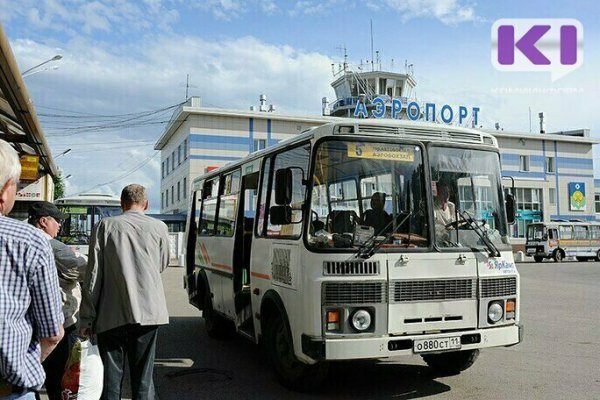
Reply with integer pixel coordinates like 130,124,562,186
28,202,87,400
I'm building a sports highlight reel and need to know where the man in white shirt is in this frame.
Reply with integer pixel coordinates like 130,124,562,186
434,183,456,226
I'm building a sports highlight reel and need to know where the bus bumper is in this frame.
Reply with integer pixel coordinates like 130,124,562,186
303,324,520,361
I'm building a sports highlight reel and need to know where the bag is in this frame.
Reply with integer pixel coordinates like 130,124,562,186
61,339,104,400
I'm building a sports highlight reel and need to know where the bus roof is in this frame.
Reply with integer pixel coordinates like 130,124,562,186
55,193,121,206
191,120,498,186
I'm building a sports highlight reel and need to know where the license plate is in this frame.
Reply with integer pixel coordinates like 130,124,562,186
526,248,535,254
413,336,461,353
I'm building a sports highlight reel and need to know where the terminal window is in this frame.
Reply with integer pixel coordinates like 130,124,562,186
519,155,530,172
546,157,555,173
549,188,556,205
254,139,266,152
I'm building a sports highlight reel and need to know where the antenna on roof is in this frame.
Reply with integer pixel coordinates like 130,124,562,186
335,44,348,72
370,19,374,72
180,74,198,100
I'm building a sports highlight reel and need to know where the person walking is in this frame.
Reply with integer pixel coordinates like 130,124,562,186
27,202,87,400
0,139,64,399
79,184,170,400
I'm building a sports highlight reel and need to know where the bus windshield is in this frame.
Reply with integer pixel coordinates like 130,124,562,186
308,140,429,250
58,205,122,245
429,146,511,251
527,224,545,241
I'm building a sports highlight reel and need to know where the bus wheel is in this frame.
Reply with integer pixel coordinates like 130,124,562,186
203,292,234,339
596,250,600,261
422,349,479,376
265,314,328,391
534,256,544,263
553,250,564,263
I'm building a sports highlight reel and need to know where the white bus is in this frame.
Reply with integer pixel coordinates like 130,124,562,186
526,221,600,262
55,193,122,256
183,120,522,390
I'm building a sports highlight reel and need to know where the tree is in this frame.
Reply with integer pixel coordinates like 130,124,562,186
53,174,65,200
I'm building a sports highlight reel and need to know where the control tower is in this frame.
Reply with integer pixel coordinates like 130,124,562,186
324,64,417,118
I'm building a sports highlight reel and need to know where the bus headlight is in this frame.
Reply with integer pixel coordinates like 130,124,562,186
488,301,504,323
351,309,372,331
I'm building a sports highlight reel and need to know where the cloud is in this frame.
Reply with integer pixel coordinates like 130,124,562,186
258,0,278,14
11,34,334,210
367,0,479,25
2,0,180,36
288,0,346,16
187,0,246,20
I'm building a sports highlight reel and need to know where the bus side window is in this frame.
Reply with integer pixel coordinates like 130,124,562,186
216,170,241,237
266,144,310,238
256,157,272,237
574,226,588,240
199,179,218,236
559,225,573,240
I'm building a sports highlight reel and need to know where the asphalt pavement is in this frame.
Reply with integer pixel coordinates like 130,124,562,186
152,261,600,400
51,260,599,400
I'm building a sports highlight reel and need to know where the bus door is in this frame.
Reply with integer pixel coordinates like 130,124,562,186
249,145,311,339
548,227,559,253
197,171,241,320
232,165,260,330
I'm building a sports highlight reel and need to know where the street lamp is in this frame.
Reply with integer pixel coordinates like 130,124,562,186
55,148,72,158
22,54,63,78
64,174,72,180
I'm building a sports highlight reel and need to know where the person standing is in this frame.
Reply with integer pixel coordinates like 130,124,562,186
79,184,170,400
0,139,64,400
27,202,87,400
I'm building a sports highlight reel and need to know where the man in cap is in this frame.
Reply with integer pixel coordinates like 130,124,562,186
0,139,64,399
28,202,87,400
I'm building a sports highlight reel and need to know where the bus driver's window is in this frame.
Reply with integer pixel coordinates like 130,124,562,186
266,145,310,238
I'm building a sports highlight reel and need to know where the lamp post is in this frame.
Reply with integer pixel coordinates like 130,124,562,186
55,148,72,158
22,54,63,78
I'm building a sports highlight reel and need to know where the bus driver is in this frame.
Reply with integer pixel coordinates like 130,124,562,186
434,183,456,227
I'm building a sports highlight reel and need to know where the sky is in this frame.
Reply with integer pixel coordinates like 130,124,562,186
1,0,599,212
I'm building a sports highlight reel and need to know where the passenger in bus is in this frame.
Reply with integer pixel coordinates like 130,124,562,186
362,192,392,235
434,182,456,227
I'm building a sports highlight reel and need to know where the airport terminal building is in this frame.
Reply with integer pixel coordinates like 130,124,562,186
155,70,598,247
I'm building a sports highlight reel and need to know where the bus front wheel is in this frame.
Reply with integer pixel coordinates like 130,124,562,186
553,249,565,263
596,250,600,262
265,314,328,391
422,349,480,376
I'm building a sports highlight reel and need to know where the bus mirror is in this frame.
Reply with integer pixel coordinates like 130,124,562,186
505,193,516,225
270,205,292,225
275,169,293,205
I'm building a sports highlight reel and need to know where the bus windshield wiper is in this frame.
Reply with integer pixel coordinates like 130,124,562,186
458,210,500,257
352,211,413,260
